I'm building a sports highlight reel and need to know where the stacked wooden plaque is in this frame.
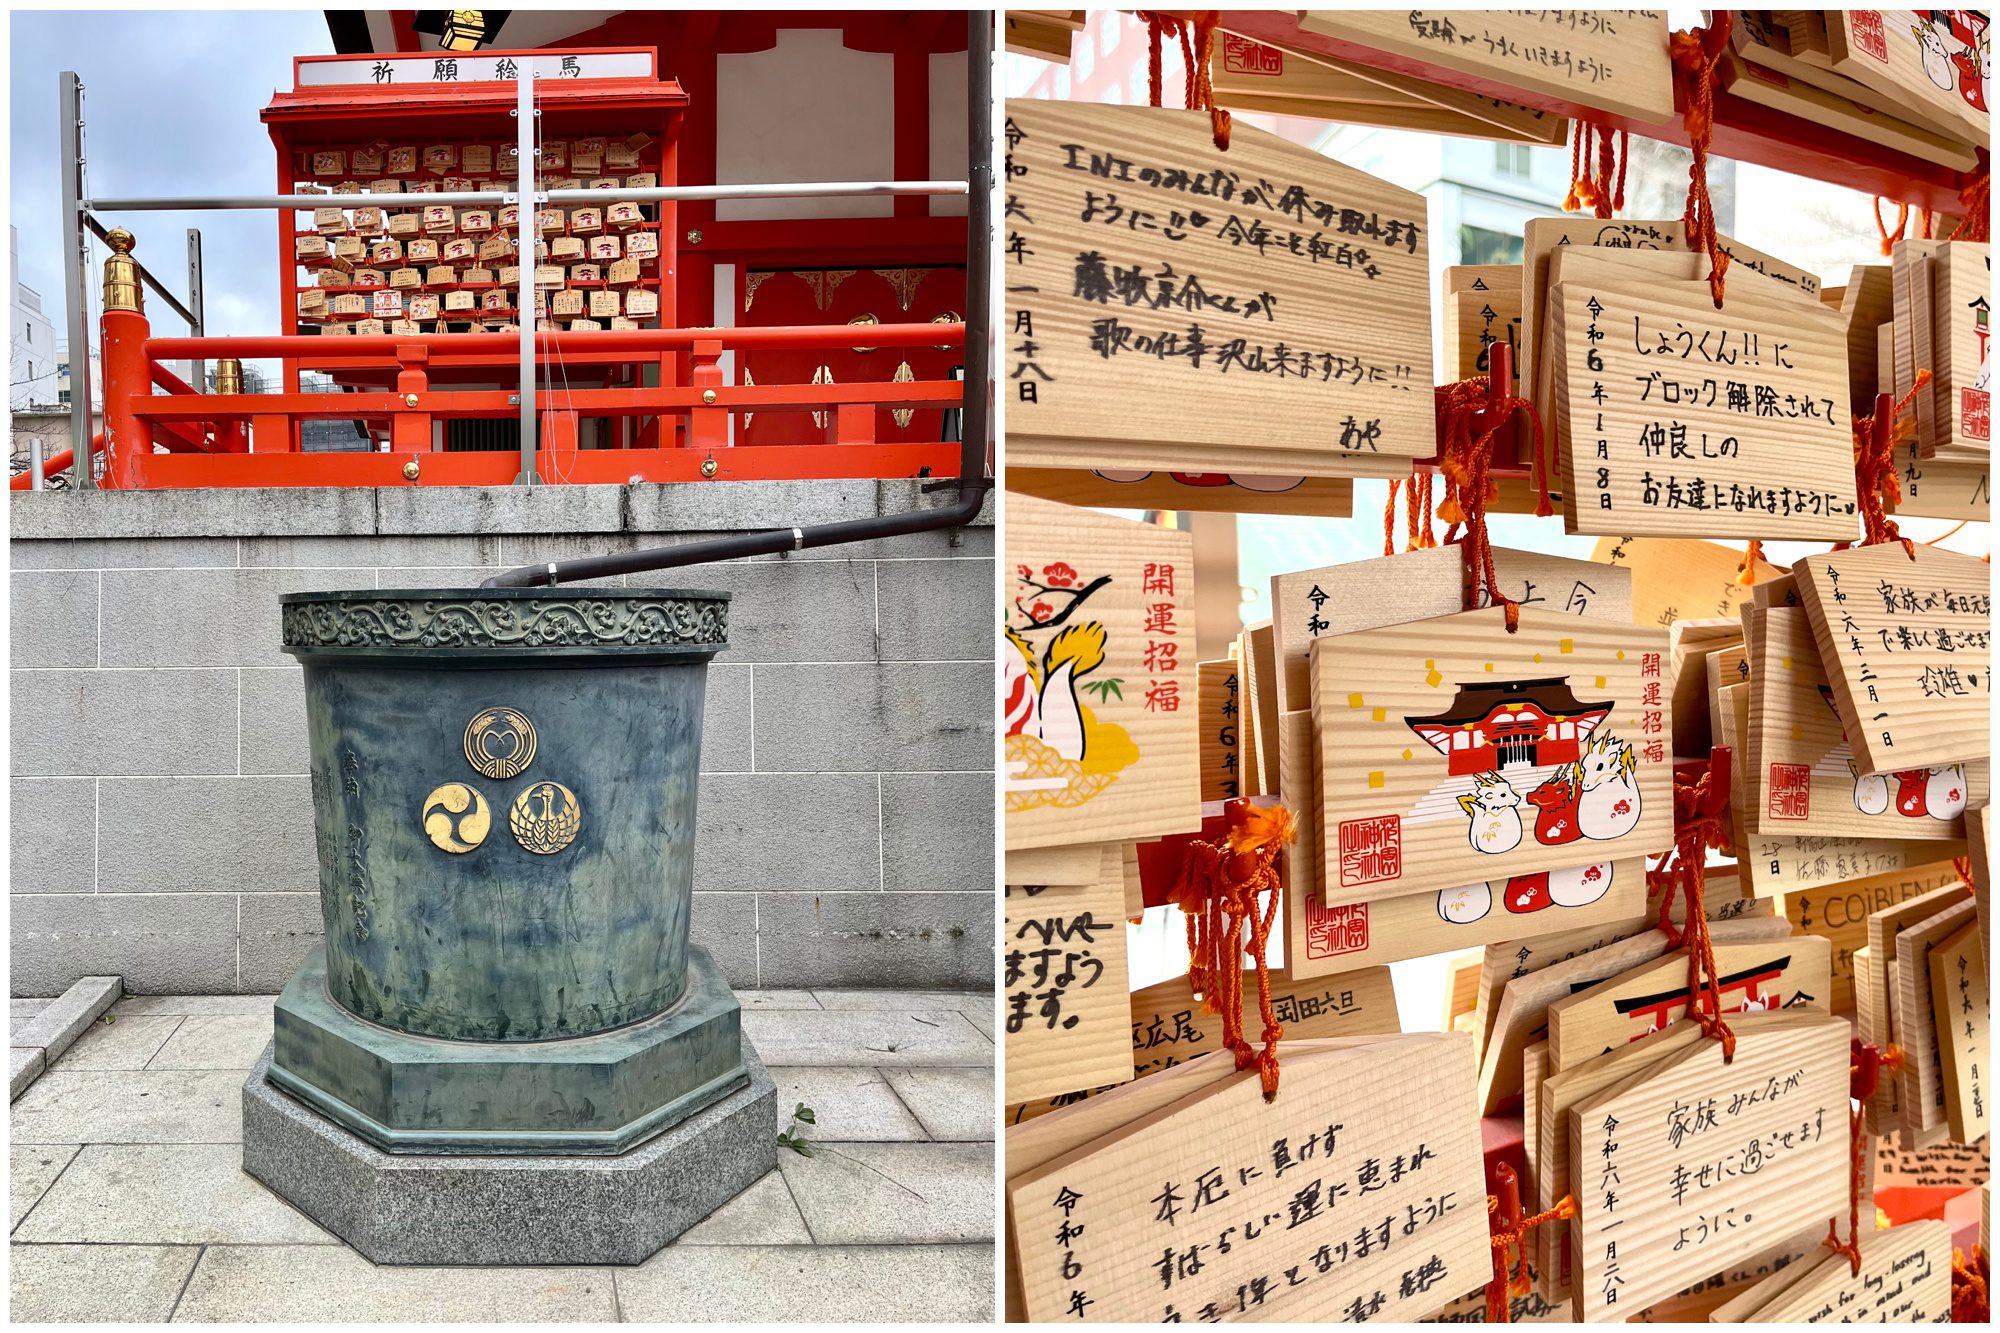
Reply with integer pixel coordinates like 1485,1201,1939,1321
1001,67,1989,1324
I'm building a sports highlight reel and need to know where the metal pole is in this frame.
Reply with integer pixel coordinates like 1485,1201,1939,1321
59,71,95,489
30,438,45,491
186,228,205,393
80,216,198,328
83,182,967,212
963,8,993,486
515,68,536,485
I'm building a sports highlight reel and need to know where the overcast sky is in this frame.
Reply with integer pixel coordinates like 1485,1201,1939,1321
11,8,336,352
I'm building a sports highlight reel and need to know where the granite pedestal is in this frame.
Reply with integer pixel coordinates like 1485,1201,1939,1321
242,1034,778,1266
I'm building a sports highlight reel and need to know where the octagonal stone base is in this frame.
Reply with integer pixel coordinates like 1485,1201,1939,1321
271,943,745,1155
242,1036,778,1265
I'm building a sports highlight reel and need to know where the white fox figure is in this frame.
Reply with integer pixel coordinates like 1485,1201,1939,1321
1436,882,1492,924
1459,771,1524,855
1852,764,1892,815
1577,734,1642,840
1926,765,1969,820
1002,622,1107,762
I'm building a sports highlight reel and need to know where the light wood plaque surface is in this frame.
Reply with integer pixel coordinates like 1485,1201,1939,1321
1566,1015,1850,1321
1793,543,1992,776
1781,860,1965,1013
1312,607,1673,904
1005,468,1356,517
1005,494,1201,850
1826,9,1987,140
1591,535,1779,632
1003,856,1134,1107
1010,1035,1489,1322
1552,275,1856,539
1893,896,1979,1134
1928,917,1989,1144
1003,100,1433,476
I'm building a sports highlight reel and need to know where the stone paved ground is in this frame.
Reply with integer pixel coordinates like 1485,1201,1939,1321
10,990,995,1323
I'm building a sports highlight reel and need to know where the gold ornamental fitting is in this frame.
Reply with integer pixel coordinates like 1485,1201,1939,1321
214,359,244,395
102,228,142,314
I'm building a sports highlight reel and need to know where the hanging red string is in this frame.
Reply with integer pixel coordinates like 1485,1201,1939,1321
1734,539,1764,587
1840,370,1932,557
1953,1247,1990,1322
1822,1039,1887,1275
1485,1192,1578,1322
1563,120,1629,219
1172,804,1295,1100
1433,367,1551,632
1947,159,1989,243
1379,469,1441,555
1874,197,1912,255
1668,15,1733,307
1645,754,1737,1061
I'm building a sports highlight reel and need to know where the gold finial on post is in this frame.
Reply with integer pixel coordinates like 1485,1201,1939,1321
102,228,143,313
214,358,244,395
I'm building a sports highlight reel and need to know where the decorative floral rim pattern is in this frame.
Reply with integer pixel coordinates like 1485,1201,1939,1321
282,595,729,651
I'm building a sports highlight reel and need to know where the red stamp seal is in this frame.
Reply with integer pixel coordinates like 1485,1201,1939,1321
1305,900,1370,959
1337,814,1402,887
1767,763,1812,821
1851,11,1889,61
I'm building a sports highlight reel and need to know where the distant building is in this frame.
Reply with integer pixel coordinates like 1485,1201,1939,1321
12,226,59,412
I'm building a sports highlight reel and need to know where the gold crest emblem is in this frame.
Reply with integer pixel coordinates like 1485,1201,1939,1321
510,780,582,855
464,707,537,779
421,783,492,853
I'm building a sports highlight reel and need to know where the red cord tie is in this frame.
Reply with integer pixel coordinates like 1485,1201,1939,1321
1138,11,1231,150
1842,370,1932,558
1645,753,1737,1061
1564,120,1628,219
1173,804,1295,1100
1669,16,1733,308
1953,1246,1990,1322
1433,372,1551,631
1947,161,1989,244
1485,1192,1578,1322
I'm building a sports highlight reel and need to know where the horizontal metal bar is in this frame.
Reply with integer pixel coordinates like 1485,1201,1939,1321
86,180,968,213
145,322,964,360
82,214,199,329
130,382,963,421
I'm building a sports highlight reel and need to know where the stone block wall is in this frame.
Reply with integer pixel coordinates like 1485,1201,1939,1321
10,481,995,995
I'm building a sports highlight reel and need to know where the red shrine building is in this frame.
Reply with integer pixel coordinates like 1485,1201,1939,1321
1405,678,1613,776
44,8,975,491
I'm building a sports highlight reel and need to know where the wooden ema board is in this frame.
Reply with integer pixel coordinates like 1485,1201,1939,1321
1843,262,1896,412
1477,913,1795,1114
1893,437,1992,520
1006,467,1354,517
1543,935,1832,1073
1736,9,1971,140
1003,855,1133,1106
1442,279,1522,388
1591,535,1779,631
1721,34,1983,172
1005,965,1400,1125
1729,1219,1952,1321
1209,31,1571,144
1296,9,1675,125
1864,882,1975,1134
1565,1015,1850,1320
1893,896,1978,1135
1929,918,1988,1144
1930,243,1991,458
1972,802,1991,963
1871,1131,1990,1195
1005,493,1201,851
1826,10,1987,142
1271,546,1464,717
1004,11,1081,63
1521,217,1685,427
1009,1036,1489,1322
1669,618,1741,757
1003,100,1433,478
1793,543,1992,775
1008,843,1108,887
1894,240,1947,456
1197,659,1242,804
1746,605,1983,841
1530,1011,1807,1304
1312,606,1672,904
1551,274,1855,539
1783,860,1965,1013
1245,622,1279,797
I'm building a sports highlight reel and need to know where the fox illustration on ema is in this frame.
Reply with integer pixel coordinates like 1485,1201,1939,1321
1576,733,1642,840
1815,683,1969,820
1458,770,1524,855
1003,560,1144,813
1434,861,1615,924
1005,622,1106,761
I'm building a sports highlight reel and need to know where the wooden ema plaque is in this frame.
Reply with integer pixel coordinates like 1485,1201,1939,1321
1929,918,1988,1144
1003,100,1433,479
1312,606,1672,904
1929,242,1990,459
1782,860,1965,1013
1893,896,1978,1136
1009,1035,1489,1322
1731,1218,1952,1322
1551,275,1856,539
1003,852,1134,1107
1542,935,1833,1074
1863,882,1974,1135
1006,965,1399,1125
1893,436,1992,521
1566,1015,1850,1320
1196,659,1242,804
1592,535,1780,631
1005,468,1354,518
1746,606,1983,841
1297,9,1675,125
1442,276,1522,390
1005,494,1201,851
1826,10,1987,142
1793,543,1992,775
